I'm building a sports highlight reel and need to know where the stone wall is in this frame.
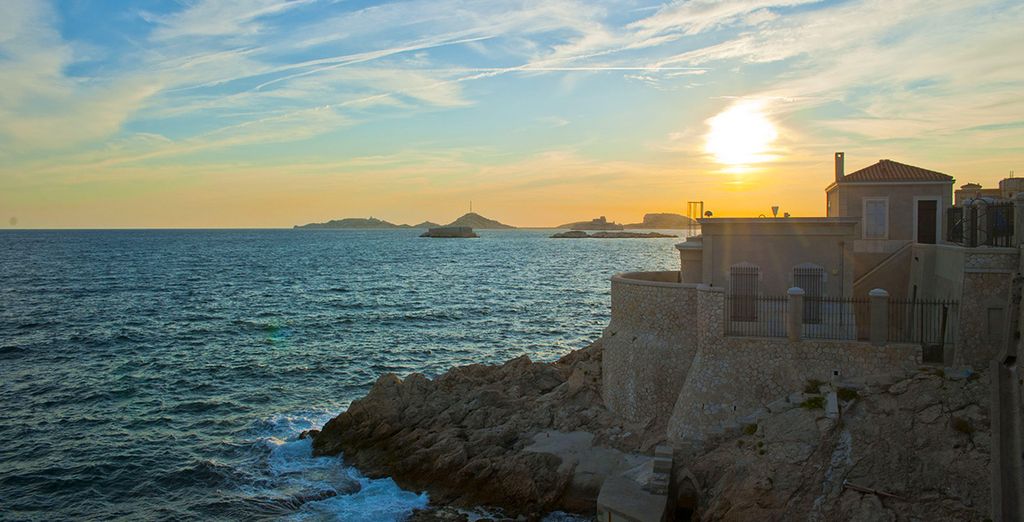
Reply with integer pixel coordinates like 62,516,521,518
601,273,929,446
601,272,699,427
958,249,1018,367
666,285,922,444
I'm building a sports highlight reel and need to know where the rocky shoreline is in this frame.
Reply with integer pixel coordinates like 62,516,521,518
310,340,992,521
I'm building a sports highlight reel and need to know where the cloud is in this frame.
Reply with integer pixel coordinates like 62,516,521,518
144,0,314,40
0,1,163,154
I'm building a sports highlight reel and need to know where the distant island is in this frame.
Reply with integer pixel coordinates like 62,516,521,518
445,212,514,229
551,231,677,239
558,216,624,231
623,213,695,229
558,213,695,230
294,213,512,230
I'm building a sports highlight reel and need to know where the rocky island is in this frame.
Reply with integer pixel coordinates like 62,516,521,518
557,213,696,231
551,231,677,239
559,216,625,231
294,213,511,230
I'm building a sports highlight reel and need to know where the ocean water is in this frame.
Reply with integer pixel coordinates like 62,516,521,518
0,229,680,521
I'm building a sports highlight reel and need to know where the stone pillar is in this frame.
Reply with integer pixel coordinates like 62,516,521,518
1014,193,1024,247
787,287,804,342
869,288,889,346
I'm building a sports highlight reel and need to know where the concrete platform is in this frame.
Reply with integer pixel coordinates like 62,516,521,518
597,474,670,522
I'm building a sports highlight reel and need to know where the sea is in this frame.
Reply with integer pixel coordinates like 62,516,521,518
0,229,681,521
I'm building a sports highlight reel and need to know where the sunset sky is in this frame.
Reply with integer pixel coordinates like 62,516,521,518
1,0,1022,228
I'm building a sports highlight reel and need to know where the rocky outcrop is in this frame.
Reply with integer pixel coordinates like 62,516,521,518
312,341,651,517
312,336,992,520
685,370,991,521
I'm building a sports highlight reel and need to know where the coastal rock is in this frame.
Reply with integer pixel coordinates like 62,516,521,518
298,429,320,440
421,226,479,238
313,340,647,516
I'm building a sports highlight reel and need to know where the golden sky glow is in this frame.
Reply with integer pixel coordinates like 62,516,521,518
0,1,1021,228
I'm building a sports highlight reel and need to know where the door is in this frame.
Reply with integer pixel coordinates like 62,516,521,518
917,199,937,244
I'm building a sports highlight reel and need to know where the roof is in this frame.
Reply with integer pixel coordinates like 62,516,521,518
839,159,953,183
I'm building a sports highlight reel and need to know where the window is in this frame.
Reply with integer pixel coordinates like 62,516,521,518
863,198,888,239
729,264,759,321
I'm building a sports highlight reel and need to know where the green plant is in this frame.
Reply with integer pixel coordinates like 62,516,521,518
804,379,826,394
758,449,766,456
837,387,859,402
951,417,974,435
743,423,758,436
800,396,826,410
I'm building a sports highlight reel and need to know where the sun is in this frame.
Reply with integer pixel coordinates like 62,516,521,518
705,100,778,167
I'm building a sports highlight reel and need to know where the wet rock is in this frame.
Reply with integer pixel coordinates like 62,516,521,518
313,340,643,516
298,429,320,440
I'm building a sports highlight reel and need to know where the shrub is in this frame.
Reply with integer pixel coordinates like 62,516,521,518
837,387,859,402
804,379,826,394
743,423,758,436
800,396,826,410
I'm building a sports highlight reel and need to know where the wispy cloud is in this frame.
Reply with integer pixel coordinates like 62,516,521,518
2,0,1023,227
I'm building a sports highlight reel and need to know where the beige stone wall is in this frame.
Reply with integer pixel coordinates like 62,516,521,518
699,218,857,297
957,249,1017,367
828,182,952,241
665,286,921,444
602,272,699,427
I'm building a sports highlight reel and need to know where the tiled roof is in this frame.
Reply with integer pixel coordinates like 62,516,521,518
840,159,953,183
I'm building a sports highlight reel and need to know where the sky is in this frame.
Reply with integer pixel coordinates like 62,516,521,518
1,0,1022,228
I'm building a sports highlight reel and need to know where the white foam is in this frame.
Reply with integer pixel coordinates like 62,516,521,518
251,410,429,521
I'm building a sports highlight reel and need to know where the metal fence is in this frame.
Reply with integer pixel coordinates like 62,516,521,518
947,203,1014,247
724,295,786,337
724,294,958,347
801,296,870,341
889,298,958,346
987,203,1015,247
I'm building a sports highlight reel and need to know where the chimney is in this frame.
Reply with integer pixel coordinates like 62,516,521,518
834,152,845,182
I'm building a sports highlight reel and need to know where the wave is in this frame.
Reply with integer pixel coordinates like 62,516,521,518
234,410,429,521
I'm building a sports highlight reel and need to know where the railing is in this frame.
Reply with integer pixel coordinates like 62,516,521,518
947,203,1014,247
802,296,870,341
724,295,786,337
889,298,958,345
724,293,958,348
987,203,1015,247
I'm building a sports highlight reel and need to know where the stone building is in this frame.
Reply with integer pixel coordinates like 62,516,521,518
602,151,1022,450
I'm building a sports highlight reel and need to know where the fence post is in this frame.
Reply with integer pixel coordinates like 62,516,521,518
787,287,804,342
869,288,889,346
1014,193,1024,247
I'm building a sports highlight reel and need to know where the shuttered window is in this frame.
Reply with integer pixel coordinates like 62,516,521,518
863,198,888,239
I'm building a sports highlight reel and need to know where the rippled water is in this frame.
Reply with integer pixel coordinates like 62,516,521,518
0,229,680,520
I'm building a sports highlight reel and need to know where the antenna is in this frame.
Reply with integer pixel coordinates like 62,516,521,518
470,200,473,213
